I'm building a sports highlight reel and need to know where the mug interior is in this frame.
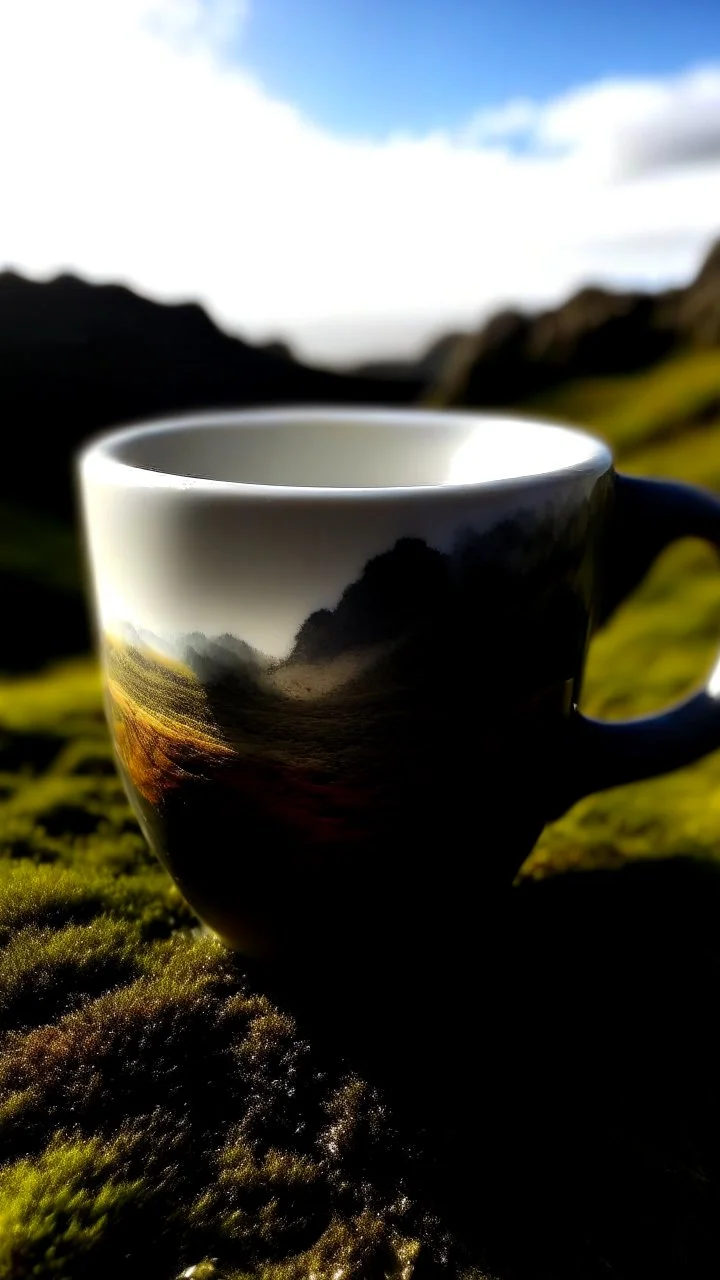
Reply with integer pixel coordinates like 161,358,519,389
99,408,610,491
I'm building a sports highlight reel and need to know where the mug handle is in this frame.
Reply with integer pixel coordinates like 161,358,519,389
561,473,720,810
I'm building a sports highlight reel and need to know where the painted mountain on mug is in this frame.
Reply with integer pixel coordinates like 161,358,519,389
104,503,607,955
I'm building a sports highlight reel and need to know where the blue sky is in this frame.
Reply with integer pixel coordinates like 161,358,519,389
1,0,719,362
239,0,720,135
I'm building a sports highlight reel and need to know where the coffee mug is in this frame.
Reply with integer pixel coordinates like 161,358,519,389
79,408,720,1078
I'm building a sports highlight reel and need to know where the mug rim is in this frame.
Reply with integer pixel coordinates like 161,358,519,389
79,405,614,500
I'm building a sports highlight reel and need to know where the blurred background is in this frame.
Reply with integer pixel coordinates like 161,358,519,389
3,6,720,1277
1,0,719,673
0,0,717,663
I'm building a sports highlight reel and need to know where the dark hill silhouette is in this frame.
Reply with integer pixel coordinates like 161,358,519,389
284,502,596,704
355,330,465,383
672,237,720,347
2,242,719,522
292,537,450,663
435,287,675,407
357,237,720,405
182,632,262,684
3,241,718,522
289,499,596,676
0,271,422,516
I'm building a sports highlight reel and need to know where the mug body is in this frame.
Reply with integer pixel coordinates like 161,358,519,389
80,409,613,1064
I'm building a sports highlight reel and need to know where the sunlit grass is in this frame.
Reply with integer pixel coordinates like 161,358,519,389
527,348,720,455
525,350,720,878
0,658,103,742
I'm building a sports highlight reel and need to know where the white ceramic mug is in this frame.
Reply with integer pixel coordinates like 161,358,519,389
79,407,720,1070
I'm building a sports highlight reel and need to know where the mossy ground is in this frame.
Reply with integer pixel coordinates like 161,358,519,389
2,349,720,1278
527,348,720,875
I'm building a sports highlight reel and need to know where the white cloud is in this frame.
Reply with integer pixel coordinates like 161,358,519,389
536,67,720,179
463,98,540,144
147,0,248,54
0,0,718,364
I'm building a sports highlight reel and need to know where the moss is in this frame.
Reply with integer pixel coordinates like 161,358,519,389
525,540,720,877
0,1132,151,1278
0,918,146,1030
0,862,189,944
191,1138,330,1261
517,361,720,882
249,1214,418,1280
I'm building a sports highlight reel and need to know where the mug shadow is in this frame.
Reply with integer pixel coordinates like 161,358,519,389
240,854,720,1278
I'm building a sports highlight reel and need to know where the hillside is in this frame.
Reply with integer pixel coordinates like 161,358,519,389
2,246,718,525
358,238,720,406
0,272,422,516
527,347,720,483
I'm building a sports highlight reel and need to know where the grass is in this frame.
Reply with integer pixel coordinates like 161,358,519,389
2,347,720,1276
527,347,720,454
525,346,720,877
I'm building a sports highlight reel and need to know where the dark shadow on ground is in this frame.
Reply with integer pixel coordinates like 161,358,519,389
252,855,720,1279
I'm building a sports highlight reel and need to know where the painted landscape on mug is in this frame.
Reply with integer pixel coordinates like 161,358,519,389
104,503,604,955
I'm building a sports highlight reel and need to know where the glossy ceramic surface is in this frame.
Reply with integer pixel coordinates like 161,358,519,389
80,409,720,1073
